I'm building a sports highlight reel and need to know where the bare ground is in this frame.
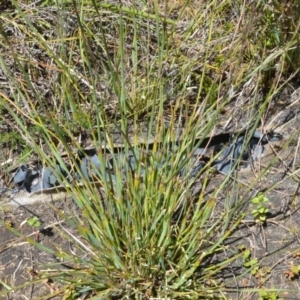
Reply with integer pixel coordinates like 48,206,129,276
0,197,84,299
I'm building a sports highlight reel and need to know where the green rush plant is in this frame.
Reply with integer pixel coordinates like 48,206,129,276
0,0,299,299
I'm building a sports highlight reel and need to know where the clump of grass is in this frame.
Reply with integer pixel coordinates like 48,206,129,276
0,0,300,299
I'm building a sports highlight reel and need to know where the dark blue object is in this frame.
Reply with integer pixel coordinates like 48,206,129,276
13,165,30,186
11,130,282,193
13,165,66,193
